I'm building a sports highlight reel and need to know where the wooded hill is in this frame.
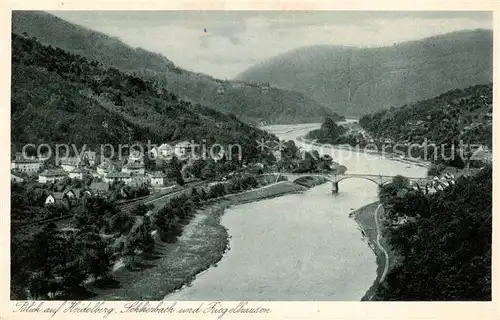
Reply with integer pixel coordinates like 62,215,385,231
359,83,493,148
11,32,276,162
376,166,491,300
237,29,492,117
12,11,342,124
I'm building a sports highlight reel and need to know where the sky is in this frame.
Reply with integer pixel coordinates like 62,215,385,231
50,11,492,79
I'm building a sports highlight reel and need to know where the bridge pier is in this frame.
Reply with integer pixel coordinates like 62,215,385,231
332,181,339,194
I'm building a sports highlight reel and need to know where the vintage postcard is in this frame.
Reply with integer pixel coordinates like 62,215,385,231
1,0,498,319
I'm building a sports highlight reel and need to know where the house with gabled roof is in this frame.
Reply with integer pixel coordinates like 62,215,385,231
38,169,68,184
69,167,84,180
45,192,70,209
59,157,80,172
11,171,24,183
63,188,83,205
148,171,165,187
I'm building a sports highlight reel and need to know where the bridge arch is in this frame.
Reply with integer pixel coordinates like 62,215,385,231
335,176,382,186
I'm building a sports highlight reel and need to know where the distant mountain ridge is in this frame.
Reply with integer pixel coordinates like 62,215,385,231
236,29,493,117
12,11,342,124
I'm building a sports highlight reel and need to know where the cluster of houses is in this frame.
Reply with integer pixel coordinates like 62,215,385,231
392,173,457,227
423,173,456,194
11,141,200,189
42,181,115,209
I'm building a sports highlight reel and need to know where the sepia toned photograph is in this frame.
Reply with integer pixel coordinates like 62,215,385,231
10,10,492,303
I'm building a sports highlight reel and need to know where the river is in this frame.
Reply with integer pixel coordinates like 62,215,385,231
165,123,427,300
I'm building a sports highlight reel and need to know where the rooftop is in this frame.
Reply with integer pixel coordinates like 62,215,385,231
51,192,66,200
12,158,40,164
60,157,80,165
97,162,114,170
125,162,145,169
39,169,68,177
149,171,165,178
106,172,131,179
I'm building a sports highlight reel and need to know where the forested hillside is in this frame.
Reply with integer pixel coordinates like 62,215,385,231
237,30,492,116
11,32,276,161
359,83,492,148
376,166,491,300
12,11,342,124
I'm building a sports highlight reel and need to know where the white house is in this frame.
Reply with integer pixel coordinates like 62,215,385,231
38,169,68,184
69,167,84,180
149,172,165,187
122,162,145,176
45,192,70,208
60,157,80,172
11,158,41,175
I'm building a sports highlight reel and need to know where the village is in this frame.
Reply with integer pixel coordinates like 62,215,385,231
9,140,220,214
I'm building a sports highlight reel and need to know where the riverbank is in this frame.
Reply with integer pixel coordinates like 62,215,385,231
350,202,399,301
89,181,308,300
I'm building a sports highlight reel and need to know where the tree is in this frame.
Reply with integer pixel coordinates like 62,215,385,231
108,211,134,234
131,203,153,216
176,173,185,186
191,187,200,205
392,175,410,190
74,228,111,279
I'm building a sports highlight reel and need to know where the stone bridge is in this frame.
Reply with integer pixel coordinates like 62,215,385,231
280,172,432,194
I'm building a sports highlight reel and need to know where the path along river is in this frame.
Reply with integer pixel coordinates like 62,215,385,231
165,123,427,300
